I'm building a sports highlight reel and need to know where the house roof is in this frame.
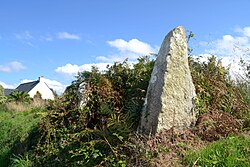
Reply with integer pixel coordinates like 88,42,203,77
4,89,18,96
16,81,39,93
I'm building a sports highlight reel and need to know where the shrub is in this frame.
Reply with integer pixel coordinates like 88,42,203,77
0,84,6,104
29,56,154,166
189,55,250,128
7,91,31,104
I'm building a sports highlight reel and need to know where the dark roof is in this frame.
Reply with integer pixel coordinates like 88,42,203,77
4,89,18,96
16,81,39,93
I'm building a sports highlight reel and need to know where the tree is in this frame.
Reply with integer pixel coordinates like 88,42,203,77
0,84,6,104
8,91,31,103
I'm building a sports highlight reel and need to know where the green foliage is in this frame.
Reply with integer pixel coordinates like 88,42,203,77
106,57,155,129
1,53,248,166
0,84,7,104
234,59,250,129
189,55,250,123
10,155,32,167
183,135,250,166
8,91,31,104
0,107,45,166
28,56,154,166
26,54,249,166
0,103,7,112
186,30,195,55
0,84,4,96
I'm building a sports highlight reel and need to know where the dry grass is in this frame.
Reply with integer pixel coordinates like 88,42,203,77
6,100,46,112
32,99,46,108
132,111,243,167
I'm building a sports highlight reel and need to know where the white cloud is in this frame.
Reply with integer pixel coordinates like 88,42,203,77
204,35,250,56
13,31,82,44
40,35,53,42
0,81,16,89
0,61,26,72
57,32,81,40
14,31,36,46
220,56,246,78
55,38,157,76
15,31,33,40
20,79,34,84
42,78,66,94
201,26,250,57
96,53,140,62
192,54,212,63
45,37,53,41
235,26,250,37
108,39,155,55
55,63,110,76
198,26,250,79
96,38,158,63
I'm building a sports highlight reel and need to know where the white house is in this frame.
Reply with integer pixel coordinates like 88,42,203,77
4,76,54,100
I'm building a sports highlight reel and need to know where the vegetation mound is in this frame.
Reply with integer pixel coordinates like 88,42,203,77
0,53,249,166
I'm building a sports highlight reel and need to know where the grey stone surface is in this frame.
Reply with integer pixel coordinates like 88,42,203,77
138,26,197,135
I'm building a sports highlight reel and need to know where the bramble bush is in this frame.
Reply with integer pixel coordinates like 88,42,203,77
189,55,250,129
29,56,155,166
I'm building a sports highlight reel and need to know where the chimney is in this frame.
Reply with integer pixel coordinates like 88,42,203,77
39,76,45,82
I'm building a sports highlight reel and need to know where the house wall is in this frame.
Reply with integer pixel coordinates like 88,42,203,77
28,81,54,100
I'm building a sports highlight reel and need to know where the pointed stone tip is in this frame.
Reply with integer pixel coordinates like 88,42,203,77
176,25,184,28
173,26,185,31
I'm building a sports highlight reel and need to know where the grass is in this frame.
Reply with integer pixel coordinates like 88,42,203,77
0,104,46,167
5,100,46,113
183,135,250,167
9,155,32,167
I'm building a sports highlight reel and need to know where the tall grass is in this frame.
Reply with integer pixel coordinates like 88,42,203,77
0,103,46,166
5,99,46,113
183,135,250,167
10,155,32,167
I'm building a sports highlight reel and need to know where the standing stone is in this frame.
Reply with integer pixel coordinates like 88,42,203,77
138,26,197,135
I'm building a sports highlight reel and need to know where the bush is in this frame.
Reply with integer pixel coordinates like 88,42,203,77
29,56,154,166
189,55,250,128
0,84,6,104
7,91,31,104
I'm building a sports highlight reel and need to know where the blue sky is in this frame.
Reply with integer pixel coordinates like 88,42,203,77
0,0,250,93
